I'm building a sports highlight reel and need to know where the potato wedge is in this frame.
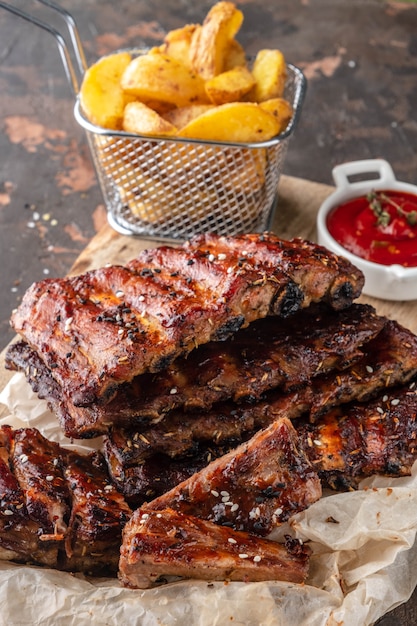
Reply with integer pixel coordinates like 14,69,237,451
123,102,178,136
259,98,293,133
95,136,135,177
178,102,281,143
189,2,244,79
118,185,162,224
162,104,215,130
249,49,287,102
223,38,247,71
205,65,255,105
223,147,267,195
80,51,133,130
159,24,198,67
121,51,209,107
139,100,177,116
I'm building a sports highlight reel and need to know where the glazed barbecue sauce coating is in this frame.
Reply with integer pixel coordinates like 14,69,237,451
327,190,417,266
119,507,311,589
5,302,384,439
10,233,364,407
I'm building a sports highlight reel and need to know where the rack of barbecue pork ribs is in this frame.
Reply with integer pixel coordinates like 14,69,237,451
2,233,417,588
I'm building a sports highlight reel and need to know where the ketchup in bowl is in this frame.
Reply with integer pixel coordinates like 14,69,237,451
326,189,417,267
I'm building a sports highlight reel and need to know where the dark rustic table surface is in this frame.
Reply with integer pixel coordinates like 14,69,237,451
0,1,417,623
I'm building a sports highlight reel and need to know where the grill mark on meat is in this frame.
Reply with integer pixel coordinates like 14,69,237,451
142,418,322,537
6,303,383,439
119,507,311,589
10,233,363,407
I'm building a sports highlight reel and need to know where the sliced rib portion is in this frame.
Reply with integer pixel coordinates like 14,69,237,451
0,426,131,576
143,418,322,537
102,319,417,506
6,303,382,438
12,428,71,542
0,426,54,567
63,451,132,575
298,379,417,490
9,233,364,407
0,425,314,587
106,380,417,509
119,507,310,589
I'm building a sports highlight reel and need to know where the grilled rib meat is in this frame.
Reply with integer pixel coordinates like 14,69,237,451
63,451,132,574
183,233,364,310
298,379,417,490
0,426,54,567
106,381,417,510
12,428,70,542
119,507,310,589
6,303,383,438
142,418,322,537
0,426,131,575
10,233,364,407
103,318,417,470
104,439,242,508
118,379,417,589
0,425,314,586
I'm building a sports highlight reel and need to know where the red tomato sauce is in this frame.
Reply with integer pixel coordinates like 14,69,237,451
326,189,417,267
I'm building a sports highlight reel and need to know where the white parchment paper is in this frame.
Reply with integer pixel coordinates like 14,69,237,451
1,372,417,626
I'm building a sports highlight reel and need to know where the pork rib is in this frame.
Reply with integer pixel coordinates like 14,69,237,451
0,426,131,575
6,302,383,438
182,232,364,310
63,451,132,574
0,426,55,567
106,379,417,509
10,233,364,407
103,318,417,465
119,507,310,589
12,428,70,541
0,424,313,587
143,418,322,537
298,379,417,490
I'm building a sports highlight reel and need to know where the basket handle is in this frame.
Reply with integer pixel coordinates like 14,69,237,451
0,0,87,96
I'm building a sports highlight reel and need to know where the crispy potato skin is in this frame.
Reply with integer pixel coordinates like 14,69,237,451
120,52,209,107
178,102,281,143
259,98,294,134
249,49,288,103
80,52,133,130
189,2,244,79
122,102,178,136
205,66,256,105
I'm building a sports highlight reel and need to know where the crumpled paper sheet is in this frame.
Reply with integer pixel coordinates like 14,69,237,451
1,372,417,626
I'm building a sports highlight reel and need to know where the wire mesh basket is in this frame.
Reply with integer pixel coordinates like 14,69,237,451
75,61,306,240
1,1,306,241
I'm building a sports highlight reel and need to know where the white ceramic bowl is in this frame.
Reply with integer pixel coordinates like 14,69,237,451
317,159,417,301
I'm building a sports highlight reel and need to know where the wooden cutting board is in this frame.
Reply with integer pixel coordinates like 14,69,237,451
1,174,416,407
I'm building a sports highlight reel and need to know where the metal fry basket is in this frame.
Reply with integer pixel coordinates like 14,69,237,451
1,1,307,241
